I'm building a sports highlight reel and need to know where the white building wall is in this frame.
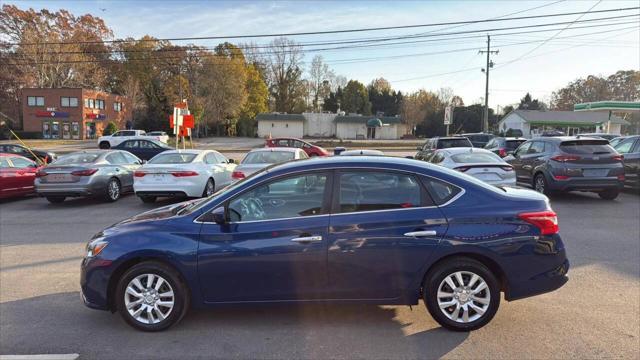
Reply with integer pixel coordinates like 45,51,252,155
336,123,367,139
302,113,336,137
499,113,531,137
257,121,303,138
377,125,398,139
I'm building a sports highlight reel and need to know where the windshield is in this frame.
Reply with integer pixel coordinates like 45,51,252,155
437,138,472,149
54,153,100,165
148,153,197,164
451,152,502,163
242,151,295,164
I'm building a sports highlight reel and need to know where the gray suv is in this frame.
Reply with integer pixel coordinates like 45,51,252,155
506,137,624,200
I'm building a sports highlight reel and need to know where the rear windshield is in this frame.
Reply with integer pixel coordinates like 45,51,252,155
505,140,526,150
148,153,197,164
242,151,294,164
54,153,100,165
451,152,502,163
560,140,613,154
437,138,472,149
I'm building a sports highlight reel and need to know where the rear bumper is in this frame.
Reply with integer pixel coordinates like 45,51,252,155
136,190,188,198
506,258,569,301
36,183,103,197
547,176,624,192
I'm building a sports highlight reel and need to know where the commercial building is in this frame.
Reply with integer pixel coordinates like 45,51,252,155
21,88,131,140
256,112,407,139
498,109,629,138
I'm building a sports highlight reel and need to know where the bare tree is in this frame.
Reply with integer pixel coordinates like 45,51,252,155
266,37,306,113
308,55,333,111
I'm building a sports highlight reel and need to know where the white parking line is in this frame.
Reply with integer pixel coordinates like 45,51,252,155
0,355,79,360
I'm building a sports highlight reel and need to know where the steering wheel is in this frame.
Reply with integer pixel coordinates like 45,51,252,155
240,198,266,220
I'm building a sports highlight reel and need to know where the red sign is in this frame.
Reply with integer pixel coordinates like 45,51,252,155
183,114,194,128
86,113,106,120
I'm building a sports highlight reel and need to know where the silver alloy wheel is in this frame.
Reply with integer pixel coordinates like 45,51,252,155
534,175,545,193
205,179,215,196
124,273,175,324
108,179,120,200
437,271,491,323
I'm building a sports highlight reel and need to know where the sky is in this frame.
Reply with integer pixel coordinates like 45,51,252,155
5,0,640,111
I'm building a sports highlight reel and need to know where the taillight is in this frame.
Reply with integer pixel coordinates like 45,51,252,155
518,211,559,235
499,148,507,157
134,171,146,177
71,168,98,176
553,175,569,180
617,174,625,181
232,171,246,179
612,154,624,161
500,165,513,171
551,155,580,162
35,170,48,178
170,171,198,177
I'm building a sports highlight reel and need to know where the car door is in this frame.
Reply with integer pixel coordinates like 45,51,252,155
521,141,546,183
213,151,235,188
615,137,640,186
197,171,331,302
106,152,137,190
0,157,21,198
7,156,38,195
326,170,447,300
510,141,531,181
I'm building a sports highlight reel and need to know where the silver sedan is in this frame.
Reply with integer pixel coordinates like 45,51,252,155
427,147,516,187
232,147,308,181
35,150,142,203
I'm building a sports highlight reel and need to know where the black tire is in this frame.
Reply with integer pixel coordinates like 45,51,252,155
46,196,66,204
104,178,121,202
202,178,215,197
99,141,111,149
533,173,552,195
423,258,500,332
598,188,619,200
139,195,157,204
115,261,189,332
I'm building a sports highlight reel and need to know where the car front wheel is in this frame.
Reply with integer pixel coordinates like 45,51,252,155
115,261,189,331
424,258,500,331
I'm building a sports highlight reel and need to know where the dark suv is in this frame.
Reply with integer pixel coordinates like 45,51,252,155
613,135,640,189
415,136,473,161
506,137,624,200
484,137,527,158
458,133,494,147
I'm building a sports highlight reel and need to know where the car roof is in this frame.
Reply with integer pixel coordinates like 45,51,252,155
250,147,301,153
435,136,470,140
158,149,206,155
439,147,494,155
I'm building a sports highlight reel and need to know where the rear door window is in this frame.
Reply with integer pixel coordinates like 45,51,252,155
614,138,637,154
337,171,427,213
421,177,462,205
123,140,138,148
561,140,613,154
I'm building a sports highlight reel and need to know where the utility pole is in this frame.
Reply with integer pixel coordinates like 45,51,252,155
479,35,498,133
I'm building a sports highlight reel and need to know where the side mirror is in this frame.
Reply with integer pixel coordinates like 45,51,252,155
211,207,226,224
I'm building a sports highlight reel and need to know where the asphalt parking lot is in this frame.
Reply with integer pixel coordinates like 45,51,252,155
1,188,639,359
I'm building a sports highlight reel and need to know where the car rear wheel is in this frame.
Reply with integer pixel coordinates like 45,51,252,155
533,173,550,195
99,142,110,149
115,261,189,332
598,188,619,200
424,258,500,331
104,178,121,202
139,195,156,203
202,178,215,197
46,196,66,204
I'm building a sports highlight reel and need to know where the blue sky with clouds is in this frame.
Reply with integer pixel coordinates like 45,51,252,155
6,0,640,109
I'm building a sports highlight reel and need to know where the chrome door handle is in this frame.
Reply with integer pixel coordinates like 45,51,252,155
291,235,323,243
404,230,437,237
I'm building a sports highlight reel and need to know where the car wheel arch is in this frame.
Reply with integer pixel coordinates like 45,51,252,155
419,251,508,300
106,255,192,312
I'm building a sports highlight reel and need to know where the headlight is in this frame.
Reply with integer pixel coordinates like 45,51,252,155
86,237,109,257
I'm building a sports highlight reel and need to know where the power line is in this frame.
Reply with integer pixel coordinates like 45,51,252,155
23,15,639,57
6,6,639,47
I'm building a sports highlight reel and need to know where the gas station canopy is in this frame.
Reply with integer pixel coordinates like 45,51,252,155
574,101,640,112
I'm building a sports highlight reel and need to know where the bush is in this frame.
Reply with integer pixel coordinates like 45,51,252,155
103,122,118,136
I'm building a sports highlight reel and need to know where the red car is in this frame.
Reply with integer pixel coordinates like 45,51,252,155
0,153,41,199
265,138,329,157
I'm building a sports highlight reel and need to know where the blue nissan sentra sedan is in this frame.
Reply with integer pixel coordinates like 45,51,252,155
81,156,569,332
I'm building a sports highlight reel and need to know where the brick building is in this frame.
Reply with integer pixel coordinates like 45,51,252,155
21,88,132,140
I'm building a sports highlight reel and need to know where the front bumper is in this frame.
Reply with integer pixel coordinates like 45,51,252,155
80,257,113,311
